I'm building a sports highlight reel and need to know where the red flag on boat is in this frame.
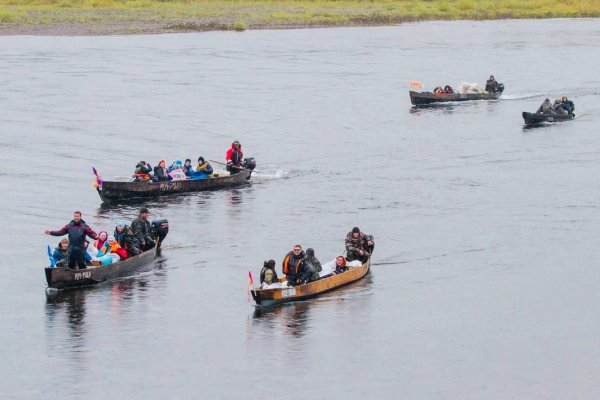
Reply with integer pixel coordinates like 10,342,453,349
247,270,254,303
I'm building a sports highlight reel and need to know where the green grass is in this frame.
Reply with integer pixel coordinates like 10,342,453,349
1,0,600,33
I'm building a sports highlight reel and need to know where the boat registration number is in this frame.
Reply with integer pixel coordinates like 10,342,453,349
74,271,92,280
281,288,296,298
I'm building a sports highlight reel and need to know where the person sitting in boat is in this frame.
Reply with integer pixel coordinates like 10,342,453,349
560,96,575,115
183,159,194,177
133,161,153,182
333,256,348,274
345,227,374,263
260,259,279,287
193,157,214,179
433,86,444,95
107,235,128,260
45,211,98,270
153,160,171,182
52,238,70,267
443,85,454,94
113,220,128,247
130,207,155,255
303,248,322,282
282,244,306,286
93,231,109,255
167,160,187,181
536,98,557,115
485,75,499,93
226,140,244,175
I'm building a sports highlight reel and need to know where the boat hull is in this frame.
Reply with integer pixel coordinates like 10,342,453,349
522,111,574,125
410,90,502,106
251,259,370,307
97,169,252,202
45,247,160,290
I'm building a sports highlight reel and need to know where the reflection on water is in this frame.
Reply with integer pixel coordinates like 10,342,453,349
97,190,216,212
46,288,89,340
253,301,312,338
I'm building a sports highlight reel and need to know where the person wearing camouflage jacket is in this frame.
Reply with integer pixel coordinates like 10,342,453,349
345,227,374,263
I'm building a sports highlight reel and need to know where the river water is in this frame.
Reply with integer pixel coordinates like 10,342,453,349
1,18,600,399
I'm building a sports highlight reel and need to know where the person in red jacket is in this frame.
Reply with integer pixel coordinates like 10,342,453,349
45,211,97,269
225,140,243,175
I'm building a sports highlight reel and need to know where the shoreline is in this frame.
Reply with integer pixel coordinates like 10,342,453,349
1,0,600,37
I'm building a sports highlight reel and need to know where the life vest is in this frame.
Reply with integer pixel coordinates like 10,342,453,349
134,173,151,181
283,254,302,275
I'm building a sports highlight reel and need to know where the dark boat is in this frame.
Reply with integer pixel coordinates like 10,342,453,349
251,258,371,307
45,219,169,290
96,158,255,202
522,112,575,126
410,84,504,106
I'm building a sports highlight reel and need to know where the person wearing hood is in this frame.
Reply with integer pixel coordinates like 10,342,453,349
303,248,322,282
345,227,374,263
133,161,152,182
153,159,171,181
260,259,279,286
485,75,499,93
225,140,243,175
536,98,556,115
113,220,129,247
167,160,187,180
282,244,306,286
45,211,98,269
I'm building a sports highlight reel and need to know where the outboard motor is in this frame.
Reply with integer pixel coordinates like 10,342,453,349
497,83,505,93
150,219,169,248
242,157,256,171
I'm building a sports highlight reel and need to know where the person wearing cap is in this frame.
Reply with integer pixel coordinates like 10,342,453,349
260,259,279,287
129,208,154,255
345,227,374,263
45,211,98,269
133,161,153,182
225,140,244,175
193,156,214,179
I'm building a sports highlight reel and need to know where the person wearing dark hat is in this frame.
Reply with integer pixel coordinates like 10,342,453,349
260,259,279,287
192,156,214,179
45,211,98,269
345,227,374,263
303,248,322,282
225,140,243,175
128,207,154,255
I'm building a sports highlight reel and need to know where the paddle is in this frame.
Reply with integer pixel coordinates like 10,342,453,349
47,245,56,268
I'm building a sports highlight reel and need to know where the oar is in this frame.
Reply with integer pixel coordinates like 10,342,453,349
209,159,251,172
47,245,56,268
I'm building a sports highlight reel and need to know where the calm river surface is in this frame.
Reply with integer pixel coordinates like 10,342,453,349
1,19,600,399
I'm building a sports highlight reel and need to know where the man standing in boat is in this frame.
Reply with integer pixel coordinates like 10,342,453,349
345,227,374,263
225,140,243,175
45,211,98,269
128,207,154,255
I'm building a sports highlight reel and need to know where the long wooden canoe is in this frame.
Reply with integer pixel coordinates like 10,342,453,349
410,89,503,106
522,111,574,125
251,258,370,307
96,169,252,202
45,220,168,290
45,247,162,290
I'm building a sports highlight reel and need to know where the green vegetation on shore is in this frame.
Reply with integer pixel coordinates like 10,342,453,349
1,0,600,34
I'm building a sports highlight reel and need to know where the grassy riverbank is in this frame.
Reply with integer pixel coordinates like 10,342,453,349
1,0,600,35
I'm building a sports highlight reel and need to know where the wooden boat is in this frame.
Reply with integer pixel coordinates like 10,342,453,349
45,220,168,290
251,258,370,307
410,87,503,106
522,111,574,126
96,168,253,202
